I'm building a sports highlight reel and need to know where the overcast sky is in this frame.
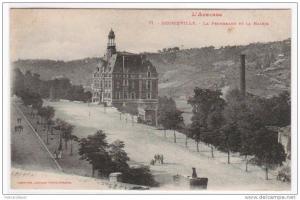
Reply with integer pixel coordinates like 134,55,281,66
10,9,291,61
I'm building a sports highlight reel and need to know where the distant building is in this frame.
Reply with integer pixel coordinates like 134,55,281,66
91,29,158,125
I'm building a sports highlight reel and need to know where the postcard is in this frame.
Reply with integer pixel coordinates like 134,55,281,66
2,2,297,196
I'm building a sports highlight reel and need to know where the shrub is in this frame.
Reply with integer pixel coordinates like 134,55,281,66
122,166,159,187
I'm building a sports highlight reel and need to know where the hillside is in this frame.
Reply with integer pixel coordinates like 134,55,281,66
12,39,291,99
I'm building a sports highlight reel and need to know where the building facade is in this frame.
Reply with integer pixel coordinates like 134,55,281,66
91,29,158,125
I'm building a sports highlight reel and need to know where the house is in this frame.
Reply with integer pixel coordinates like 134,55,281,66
91,29,159,125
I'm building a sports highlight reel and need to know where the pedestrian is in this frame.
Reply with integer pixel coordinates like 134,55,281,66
154,154,159,164
158,154,162,164
160,154,164,164
54,150,58,159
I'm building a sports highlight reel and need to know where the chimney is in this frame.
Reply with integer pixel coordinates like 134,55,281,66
240,54,246,96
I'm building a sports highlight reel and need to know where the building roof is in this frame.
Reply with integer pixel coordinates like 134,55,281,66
100,52,158,75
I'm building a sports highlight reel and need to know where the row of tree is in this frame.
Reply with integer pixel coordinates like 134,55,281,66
157,88,290,180
13,69,92,102
17,87,78,154
158,47,180,53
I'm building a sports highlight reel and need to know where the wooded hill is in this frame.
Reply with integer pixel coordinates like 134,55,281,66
12,39,290,99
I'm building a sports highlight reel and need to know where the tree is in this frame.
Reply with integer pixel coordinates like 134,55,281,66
124,104,138,126
163,110,184,143
189,122,202,152
78,130,110,177
108,140,130,172
69,135,79,156
223,89,270,170
43,106,55,129
37,106,55,144
223,88,289,170
251,127,286,180
83,91,93,103
40,106,54,131
218,123,241,164
117,105,126,120
158,96,177,137
55,119,74,150
183,125,191,148
188,87,225,154
37,106,46,126
19,89,43,115
257,91,291,127
12,68,25,96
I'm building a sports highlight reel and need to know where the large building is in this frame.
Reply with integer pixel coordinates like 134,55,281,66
91,29,158,125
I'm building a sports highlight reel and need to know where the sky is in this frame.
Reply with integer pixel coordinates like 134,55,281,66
10,9,291,61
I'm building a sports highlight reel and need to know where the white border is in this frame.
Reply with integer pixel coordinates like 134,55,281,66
1,1,298,198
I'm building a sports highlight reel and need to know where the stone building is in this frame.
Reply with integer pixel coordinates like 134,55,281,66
91,29,158,125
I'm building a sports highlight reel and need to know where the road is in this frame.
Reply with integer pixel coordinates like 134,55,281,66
11,102,61,172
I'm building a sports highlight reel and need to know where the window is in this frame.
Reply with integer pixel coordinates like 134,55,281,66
124,93,127,99
123,79,128,86
131,81,135,89
131,93,135,99
147,80,151,90
147,71,151,78
147,93,151,99
94,80,100,88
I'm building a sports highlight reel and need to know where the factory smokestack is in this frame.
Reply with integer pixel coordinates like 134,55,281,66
240,54,246,96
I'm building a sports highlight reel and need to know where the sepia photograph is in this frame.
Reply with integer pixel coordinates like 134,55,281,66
2,2,297,196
